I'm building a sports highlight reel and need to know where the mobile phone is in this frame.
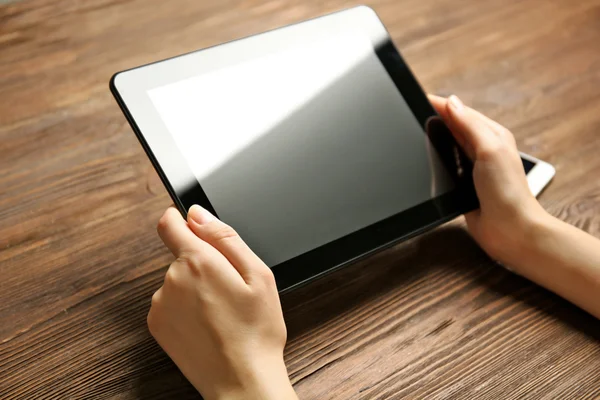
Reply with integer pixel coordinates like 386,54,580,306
521,152,555,197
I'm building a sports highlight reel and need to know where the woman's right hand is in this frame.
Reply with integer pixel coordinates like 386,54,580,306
428,94,551,266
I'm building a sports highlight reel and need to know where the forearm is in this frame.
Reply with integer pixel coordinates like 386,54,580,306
509,212,600,319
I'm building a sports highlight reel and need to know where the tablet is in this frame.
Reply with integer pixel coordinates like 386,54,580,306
110,6,478,292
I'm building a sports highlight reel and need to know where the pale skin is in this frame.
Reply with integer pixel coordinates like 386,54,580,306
148,95,600,399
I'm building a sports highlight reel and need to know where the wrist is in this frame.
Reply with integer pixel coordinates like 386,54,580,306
214,357,297,400
507,205,555,270
217,381,296,400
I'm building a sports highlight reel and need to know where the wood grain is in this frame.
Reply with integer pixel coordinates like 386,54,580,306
1,0,600,398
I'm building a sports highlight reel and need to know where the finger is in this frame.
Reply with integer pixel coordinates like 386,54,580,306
429,94,513,141
446,95,500,160
443,100,518,151
187,205,267,283
465,107,517,149
157,206,205,258
466,107,512,140
428,94,450,121
428,94,470,157
157,207,249,293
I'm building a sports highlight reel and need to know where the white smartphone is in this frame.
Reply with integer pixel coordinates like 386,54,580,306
521,152,555,197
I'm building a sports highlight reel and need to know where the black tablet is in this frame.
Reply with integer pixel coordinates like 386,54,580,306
110,6,478,293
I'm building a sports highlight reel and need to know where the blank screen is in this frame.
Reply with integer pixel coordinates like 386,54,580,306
522,157,536,174
148,33,455,267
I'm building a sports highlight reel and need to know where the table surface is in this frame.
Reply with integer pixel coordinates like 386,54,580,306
2,0,600,398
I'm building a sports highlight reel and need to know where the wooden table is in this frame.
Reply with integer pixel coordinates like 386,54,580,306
2,0,600,398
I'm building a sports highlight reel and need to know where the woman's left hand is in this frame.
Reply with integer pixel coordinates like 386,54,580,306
148,205,297,400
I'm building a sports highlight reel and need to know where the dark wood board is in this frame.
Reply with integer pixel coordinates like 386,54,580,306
1,0,600,398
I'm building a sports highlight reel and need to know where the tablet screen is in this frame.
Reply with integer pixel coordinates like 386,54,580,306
522,158,536,173
146,33,456,267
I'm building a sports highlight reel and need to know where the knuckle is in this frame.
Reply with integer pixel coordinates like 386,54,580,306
178,251,204,276
255,265,277,287
476,140,505,161
156,208,175,233
208,224,239,243
163,265,180,287
498,126,516,143
156,216,168,234
506,131,518,147
499,126,513,138
147,304,160,336
150,289,162,307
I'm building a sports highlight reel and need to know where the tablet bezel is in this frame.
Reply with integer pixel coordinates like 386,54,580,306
110,6,479,293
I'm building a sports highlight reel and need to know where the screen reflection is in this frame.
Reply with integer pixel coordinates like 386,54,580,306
149,34,459,267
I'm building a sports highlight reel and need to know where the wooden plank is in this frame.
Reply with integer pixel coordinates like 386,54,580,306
1,0,599,398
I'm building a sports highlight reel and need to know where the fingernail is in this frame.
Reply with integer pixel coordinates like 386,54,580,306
188,205,216,225
449,95,464,111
